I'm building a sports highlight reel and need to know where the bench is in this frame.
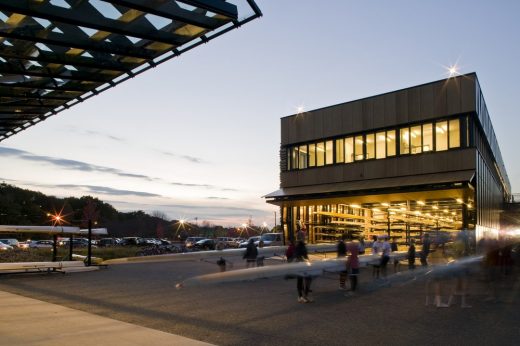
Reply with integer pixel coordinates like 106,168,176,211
0,261,85,274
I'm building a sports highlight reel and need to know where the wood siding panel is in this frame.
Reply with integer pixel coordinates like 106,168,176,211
460,76,476,113
447,78,462,115
373,95,385,129
420,83,434,119
362,99,374,130
396,90,409,124
433,81,448,118
408,87,421,122
384,93,397,126
351,102,363,133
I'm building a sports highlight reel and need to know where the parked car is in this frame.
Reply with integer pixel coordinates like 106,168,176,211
29,240,54,248
255,233,283,247
193,238,216,251
120,237,146,246
0,238,20,248
98,238,119,247
185,237,206,249
239,236,261,248
0,242,13,251
58,238,89,247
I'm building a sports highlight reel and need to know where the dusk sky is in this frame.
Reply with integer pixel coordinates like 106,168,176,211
1,0,519,227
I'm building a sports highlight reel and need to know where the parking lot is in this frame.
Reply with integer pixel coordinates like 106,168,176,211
0,257,519,345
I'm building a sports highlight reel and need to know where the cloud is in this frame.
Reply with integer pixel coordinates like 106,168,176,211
55,184,161,197
207,196,229,200
64,126,125,143
158,150,205,164
0,146,234,191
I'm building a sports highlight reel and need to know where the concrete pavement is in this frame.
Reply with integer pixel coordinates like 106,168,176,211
0,290,213,346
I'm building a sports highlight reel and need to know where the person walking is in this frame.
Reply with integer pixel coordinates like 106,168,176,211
295,240,313,303
380,235,391,279
337,236,348,290
420,233,431,266
346,239,360,296
408,239,416,270
286,240,296,262
243,238,258,268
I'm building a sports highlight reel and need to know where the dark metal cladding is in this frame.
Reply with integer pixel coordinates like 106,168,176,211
0,0,262,141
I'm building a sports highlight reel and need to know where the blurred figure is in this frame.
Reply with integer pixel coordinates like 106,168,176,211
420,233,431,266
337,236,348,290
425,244,450,308
408,239,416,270
346,239,360,296
256,240,265,266
216,257,227,272
380,235,391,279
358,237,366,254
243,238,258,268
371,235,382,278
295,240,313,303
285,240,295,263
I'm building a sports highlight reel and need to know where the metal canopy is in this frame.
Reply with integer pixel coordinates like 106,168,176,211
0,0,261,141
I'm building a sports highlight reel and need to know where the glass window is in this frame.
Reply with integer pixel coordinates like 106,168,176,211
298,145,308,169
400,127,410,154
436,121,448,151
354,135,364,161
325,140,333,164
316,142,325,166
449,119,460,148
422,123,433,152
366,133,375,159
410,125,422,154
386,130,396,156
335,138,344,163
376,132,386,159
345,137,354,163
308,143,316,167
290,147,298,170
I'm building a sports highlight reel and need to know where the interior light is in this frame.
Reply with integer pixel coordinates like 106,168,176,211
417,201,425,206
456,198,463,204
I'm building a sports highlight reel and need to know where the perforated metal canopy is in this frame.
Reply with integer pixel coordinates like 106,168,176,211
0,0,261,141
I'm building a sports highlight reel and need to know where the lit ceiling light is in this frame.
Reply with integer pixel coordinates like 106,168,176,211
443,209,449,213
456,198,463,204
432,205,439,210
417,201,425,206
372,208,381,212
350,204,361,209
381,202,389,207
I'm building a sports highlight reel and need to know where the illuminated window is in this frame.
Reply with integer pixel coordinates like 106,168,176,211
354,135,364,161
345,137,354,163
325,140,333,164
449,119,460,148
336,138,344,163
290,147,298,169
436,121,448,151
386,130,396,156
316,142,325,166
423,123,433,152
366,133,375,159
308,143,316,167
400,127,410,154
287,149,291,170
298,145,308,169
376,132,386,159
411,125,422,154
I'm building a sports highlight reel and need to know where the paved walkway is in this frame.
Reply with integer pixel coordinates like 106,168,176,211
0,290,213,346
